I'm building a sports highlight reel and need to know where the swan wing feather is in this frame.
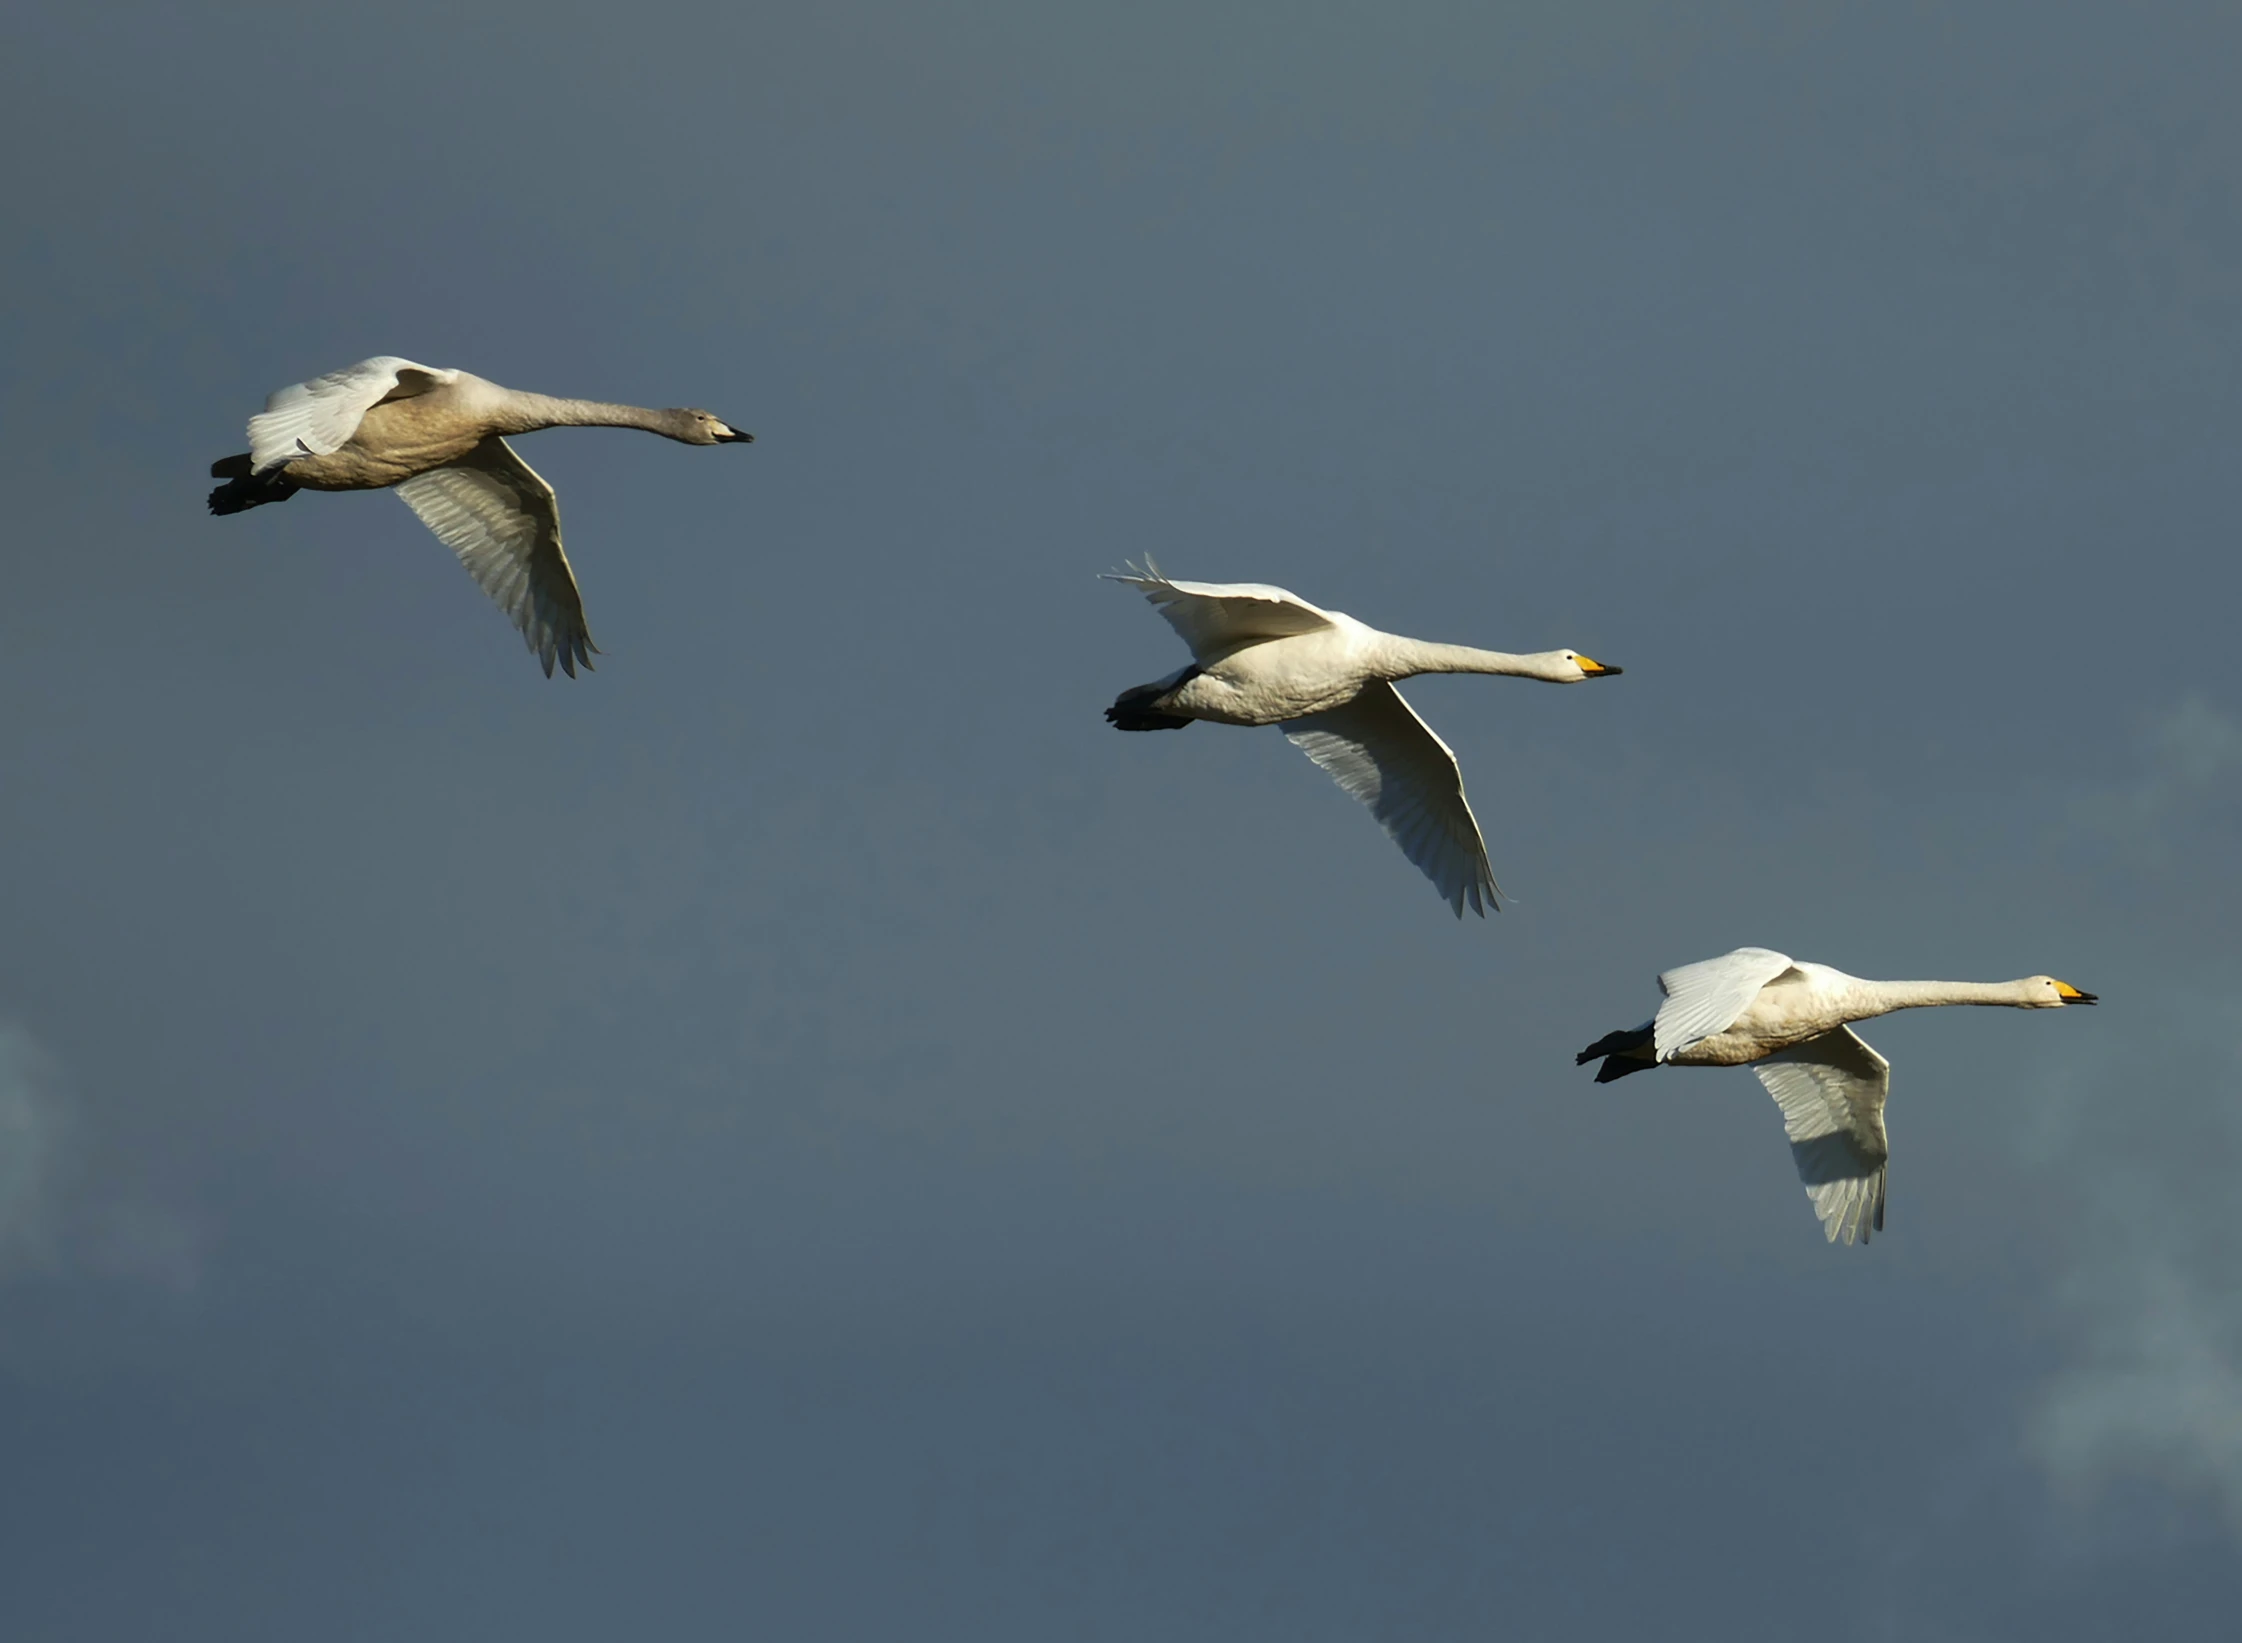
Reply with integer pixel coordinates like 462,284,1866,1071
1654,947,1800,1060
1106,559,1337,661
394,437,596,678
1283,682,1498,916
1752,1025,1891,1245
249,355,458,472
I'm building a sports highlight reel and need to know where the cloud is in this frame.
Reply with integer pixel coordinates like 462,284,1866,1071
2033,1250,2242,1532
2023,984,2242,1536
2068,695,2242,865
2021,700,2242,1535
0,1020,203,1298
0,1025,66,1275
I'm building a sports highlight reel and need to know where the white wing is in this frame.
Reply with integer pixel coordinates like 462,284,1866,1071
248,355,458,473
1751,1026,1891,1245
394,438,596,678
1105,559,1337,663
1654,947,1800,1061
1283,682,1498,916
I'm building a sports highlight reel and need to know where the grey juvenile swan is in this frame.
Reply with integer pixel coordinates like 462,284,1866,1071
1104,562,1622,915
1577,947,2099,1244
209,356,753,676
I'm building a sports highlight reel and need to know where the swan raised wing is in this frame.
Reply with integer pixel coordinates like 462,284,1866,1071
1653,947,1801,1061
394,437,596,678
248,356,460,473
1104,562,1337,662
1752,1025,1891,1245
1283,682,1498,916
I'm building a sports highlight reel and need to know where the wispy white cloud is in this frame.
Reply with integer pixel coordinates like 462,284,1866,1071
0,1020,202,1298
2027,1039,2242,1531
2068,695,2242,865
2032,1228,2242,1534
2022,699,2242,1532
0,1025,66,1276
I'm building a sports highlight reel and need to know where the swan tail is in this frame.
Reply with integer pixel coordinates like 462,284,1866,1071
208,460,300,516
1105,671,1200,732
1576,1021,1657,1083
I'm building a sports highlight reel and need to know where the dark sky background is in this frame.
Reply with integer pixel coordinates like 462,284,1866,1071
5,1,2242,1636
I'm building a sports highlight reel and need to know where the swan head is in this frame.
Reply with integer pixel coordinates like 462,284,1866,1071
1556,650,1623,682
2024,976,2099,1007
668,409,755,445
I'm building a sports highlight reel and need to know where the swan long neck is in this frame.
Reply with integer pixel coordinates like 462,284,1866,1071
1372,638,1565,681
1854,979,2039,1014
493,393,684,438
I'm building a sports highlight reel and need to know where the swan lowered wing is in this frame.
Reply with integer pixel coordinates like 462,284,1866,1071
394,437,596,678
249,355,459,473
1106,565,1337,662
1653,947,1800,1061
1283,682,1498,916
1750,1025,1890,1245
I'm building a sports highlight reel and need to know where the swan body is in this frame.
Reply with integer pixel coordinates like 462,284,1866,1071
1105,563,1621,915
1577,948,2098,1243
208,357,753,676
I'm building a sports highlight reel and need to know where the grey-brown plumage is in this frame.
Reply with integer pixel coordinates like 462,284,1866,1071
209,355,752,676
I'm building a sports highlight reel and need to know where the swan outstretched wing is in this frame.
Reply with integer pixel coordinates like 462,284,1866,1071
1751,1026,1891,1245
249,355,458,473
1106,560,1337,662
1283,682,1498,916
1654,947,1799,1060
394,437,596,678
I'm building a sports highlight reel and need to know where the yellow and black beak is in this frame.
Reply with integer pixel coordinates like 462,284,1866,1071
1577,655,1622,678
2055,981,2099,1004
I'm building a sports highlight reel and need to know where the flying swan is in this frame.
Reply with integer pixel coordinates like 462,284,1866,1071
208,357,754,676
1577,948,2099,1243
1104,563,1622,914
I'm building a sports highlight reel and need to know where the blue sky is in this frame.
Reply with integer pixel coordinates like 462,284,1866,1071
4,2,2241,1636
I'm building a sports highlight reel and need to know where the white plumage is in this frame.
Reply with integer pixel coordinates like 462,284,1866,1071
1104,562,1622,916
1652,947,1802,1062
1283,687,1493,918
1579,948,2097,1244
